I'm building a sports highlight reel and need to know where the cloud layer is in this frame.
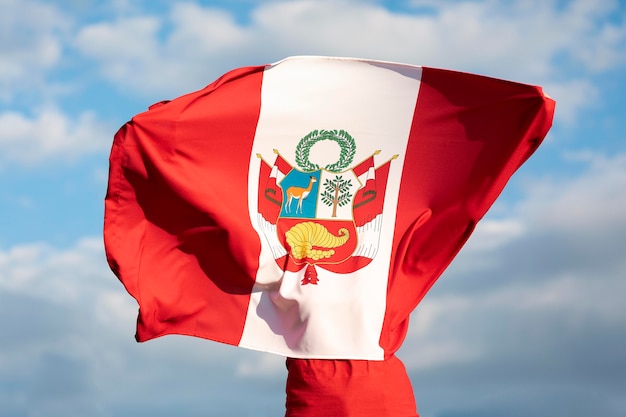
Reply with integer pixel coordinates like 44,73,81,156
2,0,624,167
1,0,625,416
1,154,624,416
401,152,626,416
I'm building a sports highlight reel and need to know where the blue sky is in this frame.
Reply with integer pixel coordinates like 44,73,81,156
1,0,625,416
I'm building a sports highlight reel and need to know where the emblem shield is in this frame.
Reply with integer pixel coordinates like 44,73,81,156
277,169,360,275
256,129,395,284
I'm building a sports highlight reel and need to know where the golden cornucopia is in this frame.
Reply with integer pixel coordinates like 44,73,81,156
285,221,350,260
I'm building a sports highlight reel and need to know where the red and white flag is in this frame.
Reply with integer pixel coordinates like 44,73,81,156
104,56,555,360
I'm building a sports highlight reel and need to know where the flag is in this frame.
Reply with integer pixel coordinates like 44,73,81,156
104,56,555,360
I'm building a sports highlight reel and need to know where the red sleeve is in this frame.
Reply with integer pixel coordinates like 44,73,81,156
285,356,419,417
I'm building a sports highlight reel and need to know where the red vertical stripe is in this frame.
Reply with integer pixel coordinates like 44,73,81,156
104,65,266,345
380,67,555,354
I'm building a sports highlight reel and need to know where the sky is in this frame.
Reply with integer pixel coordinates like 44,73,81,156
0,0,625,416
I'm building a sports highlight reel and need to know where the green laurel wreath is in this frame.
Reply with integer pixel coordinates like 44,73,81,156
295,129,356,173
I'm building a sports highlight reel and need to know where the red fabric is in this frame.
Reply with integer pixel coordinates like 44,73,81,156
104,65,266,344
104,59,554,354
285,356,418,417
104,57,554,417
380,67,555,354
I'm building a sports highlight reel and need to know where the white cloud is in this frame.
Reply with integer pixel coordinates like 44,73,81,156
236,351,285,377
521,152,626,233
74,4,256,97
559,0,626,71
0,108,112,166
72,0,625,126
0,237,111,303
168,3,250,50
75,16,161,68
541,79,598,126
399,152,626,379
1,153,625,416
0,236,285,416
0,0,69,101
464,219,525,251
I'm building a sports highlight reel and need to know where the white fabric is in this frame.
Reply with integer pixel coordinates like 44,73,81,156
240,57,422,359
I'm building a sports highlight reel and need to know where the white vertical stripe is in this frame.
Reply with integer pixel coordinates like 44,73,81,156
244,56,422,359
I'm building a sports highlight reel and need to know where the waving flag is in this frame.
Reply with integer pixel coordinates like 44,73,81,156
104,56,555,360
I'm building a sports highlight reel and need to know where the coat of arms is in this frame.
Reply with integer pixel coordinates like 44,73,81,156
257,130,396,285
